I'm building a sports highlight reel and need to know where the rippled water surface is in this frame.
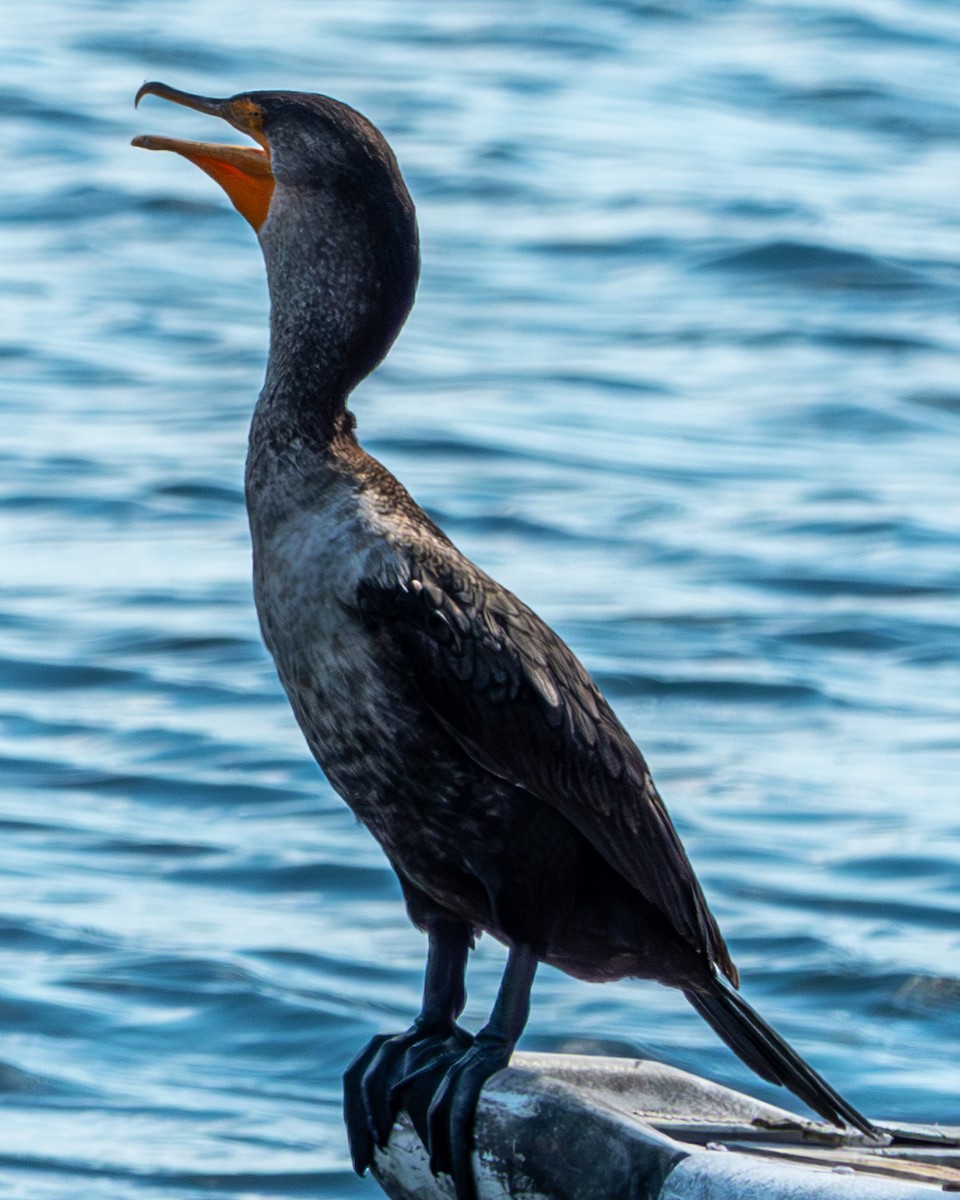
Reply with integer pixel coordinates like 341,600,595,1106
2,1,960,1195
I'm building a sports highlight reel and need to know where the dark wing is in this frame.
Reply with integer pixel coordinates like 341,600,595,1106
357,552,737,985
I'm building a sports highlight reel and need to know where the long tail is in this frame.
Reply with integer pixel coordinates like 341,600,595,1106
684,974,879,1139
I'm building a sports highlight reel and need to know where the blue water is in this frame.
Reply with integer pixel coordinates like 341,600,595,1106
2,1,959,1194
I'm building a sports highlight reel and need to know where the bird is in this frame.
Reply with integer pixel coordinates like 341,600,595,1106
134,82,880,1200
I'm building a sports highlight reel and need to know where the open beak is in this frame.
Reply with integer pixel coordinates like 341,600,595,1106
133,82,275,232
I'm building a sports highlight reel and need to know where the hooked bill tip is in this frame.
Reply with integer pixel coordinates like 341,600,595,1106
133,81,229,117
134,81,160,109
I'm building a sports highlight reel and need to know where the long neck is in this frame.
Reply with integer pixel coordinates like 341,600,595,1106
256,185,419,444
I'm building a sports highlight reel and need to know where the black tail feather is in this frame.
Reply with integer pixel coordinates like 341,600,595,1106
684,975,879,1139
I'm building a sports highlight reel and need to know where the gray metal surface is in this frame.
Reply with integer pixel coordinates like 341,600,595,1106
371,1052,960,1200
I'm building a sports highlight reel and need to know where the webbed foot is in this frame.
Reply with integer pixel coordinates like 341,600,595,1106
343,1021,473,1174
345,931,536,1200
345,919,474,1175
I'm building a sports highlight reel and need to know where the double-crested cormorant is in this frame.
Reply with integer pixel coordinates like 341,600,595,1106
134,83,879,1200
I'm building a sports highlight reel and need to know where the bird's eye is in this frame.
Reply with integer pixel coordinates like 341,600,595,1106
229,97,267,142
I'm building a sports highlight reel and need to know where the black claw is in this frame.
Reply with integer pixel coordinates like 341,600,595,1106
344,1034,389,1173
361,1046,404,1151
344,1099,376,1175
425,1037,513,1200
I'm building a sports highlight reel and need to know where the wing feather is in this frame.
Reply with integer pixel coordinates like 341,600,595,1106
357,553,737,984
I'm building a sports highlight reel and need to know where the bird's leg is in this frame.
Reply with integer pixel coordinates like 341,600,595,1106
424,943,538,1200
343,919,473,1174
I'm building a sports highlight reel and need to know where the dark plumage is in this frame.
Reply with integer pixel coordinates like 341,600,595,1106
135,83,879,1200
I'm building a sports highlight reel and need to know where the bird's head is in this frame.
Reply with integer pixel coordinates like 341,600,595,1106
134,82,414,235
134,84,420,398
